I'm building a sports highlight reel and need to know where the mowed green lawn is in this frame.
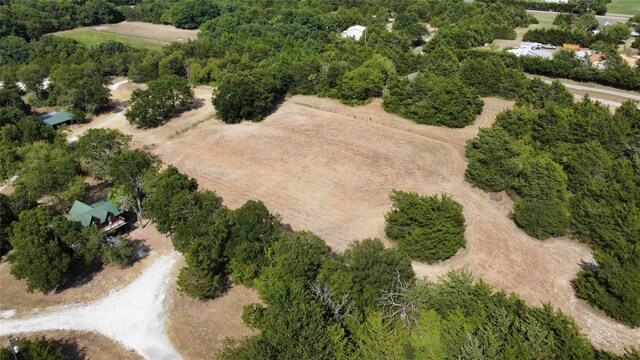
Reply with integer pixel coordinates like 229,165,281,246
531,12,557,28
607,0,640,15
53,28,164,50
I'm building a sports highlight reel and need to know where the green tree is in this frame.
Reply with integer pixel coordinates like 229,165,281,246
169,190,221,247
573,246,640,327
0,35,29,65
513,155,568,202
170,0,221,29
125,75,194,128
385,191,466,263
143,165,198,234
225,200,281,285
74,128,131,179
212,73,273,124
337,66,384,104
7,207,72,293
15,141,85,212
597,24,631,44
173,205,232,299
512,199,570,239
17,64,48,99
383,74,483,128
257,231,332,292
0,194,16,256
0,337,65,360
48,65,111,113
107,149,159,224
563,141,613,193
465,127,521,192
319,238,415,311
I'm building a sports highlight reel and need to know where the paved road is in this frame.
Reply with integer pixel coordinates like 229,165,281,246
542,80,640,102
526,9,632,21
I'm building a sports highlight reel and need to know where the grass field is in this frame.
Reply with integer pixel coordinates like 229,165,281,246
53,22,199,50
607,0,640,15
54,28,164,49
531,11,557,28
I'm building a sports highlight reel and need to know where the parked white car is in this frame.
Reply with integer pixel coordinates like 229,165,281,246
542,44,556,50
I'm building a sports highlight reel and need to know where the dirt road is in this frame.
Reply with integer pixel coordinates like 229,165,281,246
0,255,181,360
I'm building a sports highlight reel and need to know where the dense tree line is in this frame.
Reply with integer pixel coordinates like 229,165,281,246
482,0,610,15
383,73,484,128
464,77,640,326
0,0,123,41
523,25,631,48
517,50,640,91
385,191,466,263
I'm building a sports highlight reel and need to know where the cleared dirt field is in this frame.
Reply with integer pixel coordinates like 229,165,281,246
54,21,199,49
9,330,142,360
0,224,171,318
63,80,640,355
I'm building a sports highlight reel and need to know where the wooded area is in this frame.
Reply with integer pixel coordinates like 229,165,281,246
0,0,639,358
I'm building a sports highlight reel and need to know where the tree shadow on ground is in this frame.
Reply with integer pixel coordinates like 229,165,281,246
84,180,112,205
55,262,103,294
128,240,151,266
579,259,599,272
51,337,87,360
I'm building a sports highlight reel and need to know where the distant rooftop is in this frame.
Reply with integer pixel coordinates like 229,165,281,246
341,25,366,41
37,111,74,126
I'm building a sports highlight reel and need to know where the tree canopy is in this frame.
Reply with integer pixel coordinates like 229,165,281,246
385,191,466,263
126,75,194,128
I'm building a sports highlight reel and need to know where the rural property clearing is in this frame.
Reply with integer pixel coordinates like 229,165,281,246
151,95,639,354
54,21,199,49
74,82,638,354
7,79,639,358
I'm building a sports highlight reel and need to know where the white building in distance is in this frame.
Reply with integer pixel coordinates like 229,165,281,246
341,25,366,41
507,48,554,59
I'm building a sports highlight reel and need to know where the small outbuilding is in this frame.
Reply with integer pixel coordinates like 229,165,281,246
341,25,366,41
38,112,75,127
67,200,126,232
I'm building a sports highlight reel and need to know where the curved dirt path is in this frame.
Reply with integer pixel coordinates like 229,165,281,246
0,255,181,360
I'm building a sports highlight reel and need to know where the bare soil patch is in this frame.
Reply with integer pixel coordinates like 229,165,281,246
0,224,171,318
9,330,142,360
165,257,260,360
96,21,199,43
55,21,199,47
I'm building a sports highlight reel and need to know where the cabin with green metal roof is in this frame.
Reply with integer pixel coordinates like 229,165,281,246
37,112,74,126
67,200,126,232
